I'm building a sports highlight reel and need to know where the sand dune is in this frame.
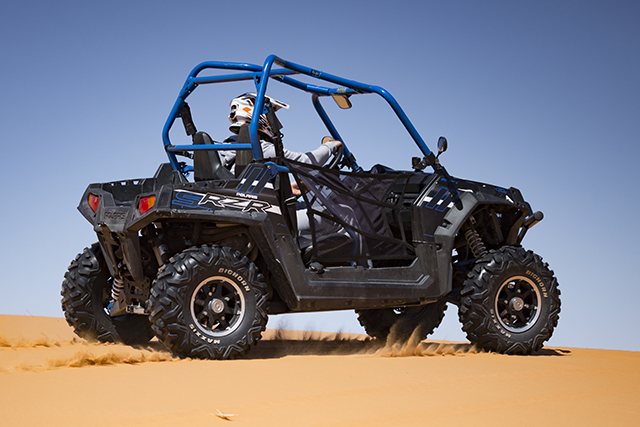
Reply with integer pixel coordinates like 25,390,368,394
1,315,639,426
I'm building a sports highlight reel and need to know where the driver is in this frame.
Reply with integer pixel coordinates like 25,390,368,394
219,93,342,172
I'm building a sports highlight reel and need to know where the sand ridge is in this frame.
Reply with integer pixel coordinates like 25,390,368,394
1,315,639,426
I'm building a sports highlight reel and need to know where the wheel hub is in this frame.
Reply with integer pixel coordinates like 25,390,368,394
509,297,525,312
209,298,225,314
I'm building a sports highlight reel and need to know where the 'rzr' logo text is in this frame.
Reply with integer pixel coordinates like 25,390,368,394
172,190,281,215
199,194,271,213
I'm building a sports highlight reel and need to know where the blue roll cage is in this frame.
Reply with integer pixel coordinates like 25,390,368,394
162,54,434,177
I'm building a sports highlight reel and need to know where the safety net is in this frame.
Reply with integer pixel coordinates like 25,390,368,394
284,160,433,267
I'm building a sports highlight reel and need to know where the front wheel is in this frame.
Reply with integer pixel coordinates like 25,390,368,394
459,246,561,354
148,245,269,359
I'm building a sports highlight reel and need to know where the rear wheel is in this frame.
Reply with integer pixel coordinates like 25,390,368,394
357,300,447,343
60,244,154,345
148,245,269,359
459,246,561,354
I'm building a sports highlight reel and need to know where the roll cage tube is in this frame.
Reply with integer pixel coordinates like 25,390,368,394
162,55,435,177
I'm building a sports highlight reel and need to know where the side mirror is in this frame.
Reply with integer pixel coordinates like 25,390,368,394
437,136,448,156
332,94,352,109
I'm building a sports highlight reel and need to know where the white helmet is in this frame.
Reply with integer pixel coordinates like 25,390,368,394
228,92,289,141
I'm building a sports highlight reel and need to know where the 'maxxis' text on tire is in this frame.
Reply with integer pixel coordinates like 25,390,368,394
459,246,560,354
148,245,269,360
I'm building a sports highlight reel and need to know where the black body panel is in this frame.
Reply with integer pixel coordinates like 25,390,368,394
79,162,532,314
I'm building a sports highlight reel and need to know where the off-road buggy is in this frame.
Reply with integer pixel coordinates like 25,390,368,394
61,55,560,359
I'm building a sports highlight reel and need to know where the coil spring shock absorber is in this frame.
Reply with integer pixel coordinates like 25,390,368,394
111,277,125,302
465,227,487,259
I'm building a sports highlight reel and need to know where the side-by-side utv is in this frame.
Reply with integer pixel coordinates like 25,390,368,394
61,55,560,359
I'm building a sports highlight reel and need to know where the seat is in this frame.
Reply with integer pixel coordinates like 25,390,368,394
193,131,235,181
234,124,253,178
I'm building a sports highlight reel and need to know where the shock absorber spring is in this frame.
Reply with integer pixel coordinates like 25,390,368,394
111,277,125,301
465,228,488,259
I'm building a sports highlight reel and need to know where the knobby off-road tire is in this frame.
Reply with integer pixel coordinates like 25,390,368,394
459,246,560,355
148,245,269,359
356,299,447,343
60,243,154,345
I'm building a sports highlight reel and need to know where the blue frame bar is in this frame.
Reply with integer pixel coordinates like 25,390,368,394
162,55,433,177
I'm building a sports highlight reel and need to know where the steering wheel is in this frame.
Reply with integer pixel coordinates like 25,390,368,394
323,137,345,170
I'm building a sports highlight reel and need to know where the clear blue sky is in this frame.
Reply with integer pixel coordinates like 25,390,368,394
1,0,638,351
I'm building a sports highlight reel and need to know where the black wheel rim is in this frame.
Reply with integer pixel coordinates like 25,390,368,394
190,276,246,337
495,275,541,333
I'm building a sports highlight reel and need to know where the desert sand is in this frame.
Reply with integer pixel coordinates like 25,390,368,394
1,315,639,427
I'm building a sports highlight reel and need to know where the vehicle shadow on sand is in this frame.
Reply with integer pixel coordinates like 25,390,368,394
246,339,570,359
247,337,382,359
140,332,570,360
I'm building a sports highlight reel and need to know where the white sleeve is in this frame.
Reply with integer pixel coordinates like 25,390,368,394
283,142,336,166
219,135,238,168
